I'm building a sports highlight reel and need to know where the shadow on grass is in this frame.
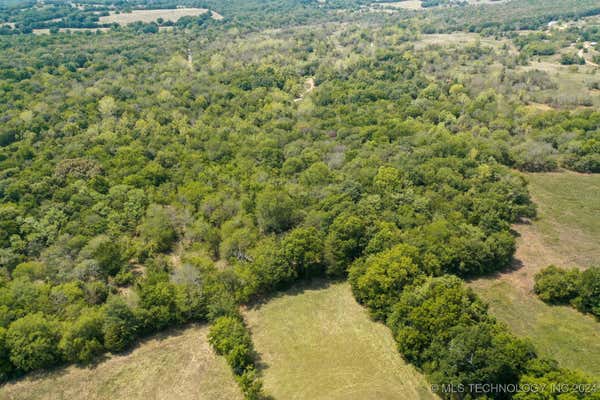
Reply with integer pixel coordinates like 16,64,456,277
244,276,343,311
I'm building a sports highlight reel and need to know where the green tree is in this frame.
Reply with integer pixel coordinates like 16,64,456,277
102,296,137,353
59,308,104,363
325,214,368,276
387,276,489,365
280,227,326,277
349,244,424,320
427,322,535,395
6,313,61,372
534,265,581,304
255,187,297,233
137,205,177,254
572,266,600,317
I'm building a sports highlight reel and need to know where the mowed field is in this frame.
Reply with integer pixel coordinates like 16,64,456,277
470,172,600,376
244,281,437,400
98,8,220,25
0,325,242,400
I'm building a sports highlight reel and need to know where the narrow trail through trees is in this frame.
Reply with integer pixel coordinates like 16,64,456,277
294,77,316,102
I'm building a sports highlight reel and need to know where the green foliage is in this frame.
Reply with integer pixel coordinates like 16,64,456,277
280,227,326,277
255,187,297,234
572,267,600,317
387,276,489,365
236,237,295,300
560,53,586,65
533,265,581,304
427,322,535,394
349,244,424,320
208,316,254,359
102,296,137,353
0,1,596,382
137,278,181,331
0,327,14,381
534,265,600,318
515,358,600,400
59,308,104,363
208,315,266,399
6,313,60,372
137,205,177,255
325,214,369,276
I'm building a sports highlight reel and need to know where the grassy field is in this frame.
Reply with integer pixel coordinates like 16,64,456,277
470,172,600,376
244,281,437,400
99,8,210,25
0,325,242,400
520,60,600,108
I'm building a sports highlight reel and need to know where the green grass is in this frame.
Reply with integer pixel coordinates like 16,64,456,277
470,171,600,377
473,280,600,377
244,281,437,400
0,325,242,400
526,172,600,266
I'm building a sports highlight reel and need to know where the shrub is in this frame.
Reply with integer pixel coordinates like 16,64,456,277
208,316,253,360
572,266,600,318
533,265,581,304
6,313,61,372
59,308,105,363
102,296,137,353
208,316,266,400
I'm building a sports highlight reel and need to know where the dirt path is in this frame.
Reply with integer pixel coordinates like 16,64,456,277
294,77,316,102
578,43,599,67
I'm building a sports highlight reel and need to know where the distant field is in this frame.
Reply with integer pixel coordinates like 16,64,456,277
99,8,214,25
470,172,600,377
520,61,600,107
375,1,423,10
0,325,242,400
245,281,437,400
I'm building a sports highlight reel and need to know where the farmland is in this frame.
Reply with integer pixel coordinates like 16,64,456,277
470,172,600,376
244,282,437,400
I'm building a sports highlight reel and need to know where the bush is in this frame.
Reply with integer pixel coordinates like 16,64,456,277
208,316,253,360
533,265,581,304
59,308,105,363
102,296,137,353
559,53,585,65
6,313,61,372
208,316,266,400
572,266,600,318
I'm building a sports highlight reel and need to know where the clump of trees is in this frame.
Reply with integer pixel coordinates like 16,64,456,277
534,265,600,318
208,316,265,400
559,53,586,65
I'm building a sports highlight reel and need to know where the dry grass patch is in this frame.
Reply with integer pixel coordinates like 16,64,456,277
245,281,437,400
0,325,242,400
99,8,210,25
375,1,423,10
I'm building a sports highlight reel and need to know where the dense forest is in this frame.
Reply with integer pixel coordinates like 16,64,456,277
0,0,599,399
